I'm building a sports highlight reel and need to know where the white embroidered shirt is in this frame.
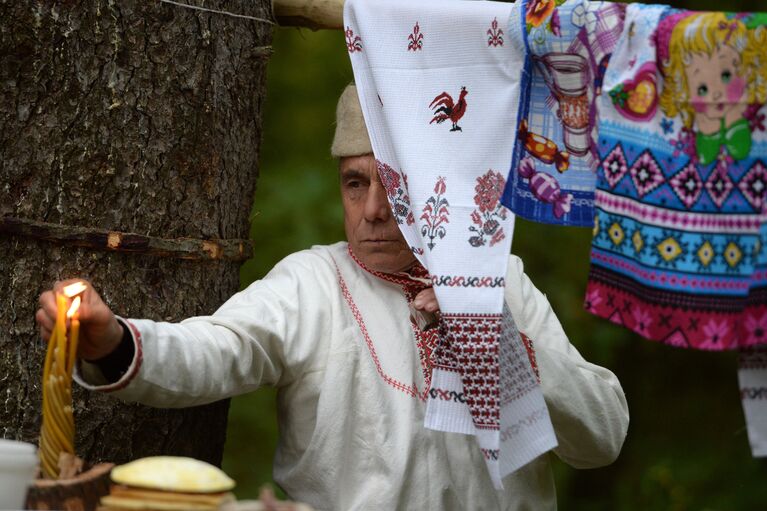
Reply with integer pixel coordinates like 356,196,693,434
76,242,628,511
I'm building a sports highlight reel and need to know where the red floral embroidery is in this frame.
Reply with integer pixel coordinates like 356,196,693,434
487,17,504,47
469,170,508,247
377,160,415,225
96,319,143,393
408,21,424,51
420,176,450,250
345,26,363,53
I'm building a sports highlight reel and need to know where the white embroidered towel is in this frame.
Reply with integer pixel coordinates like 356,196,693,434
344,0,557,487
740,346,767,457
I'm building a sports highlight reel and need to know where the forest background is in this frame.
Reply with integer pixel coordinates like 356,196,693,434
223,0,767,509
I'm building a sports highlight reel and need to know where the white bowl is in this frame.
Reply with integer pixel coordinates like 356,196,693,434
0,440,38,510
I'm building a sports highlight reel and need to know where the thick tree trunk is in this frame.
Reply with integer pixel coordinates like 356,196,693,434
0,1,272,467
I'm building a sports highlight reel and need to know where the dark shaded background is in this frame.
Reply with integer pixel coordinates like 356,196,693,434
222,1,767,508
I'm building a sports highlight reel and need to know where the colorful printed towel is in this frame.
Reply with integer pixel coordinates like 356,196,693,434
500,0,625,226
344,0,557,488
586,5,767,351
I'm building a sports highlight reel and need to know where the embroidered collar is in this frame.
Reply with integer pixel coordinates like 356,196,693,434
347,245,431,290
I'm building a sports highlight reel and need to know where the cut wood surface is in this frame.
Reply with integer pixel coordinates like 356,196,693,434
26,463,114,511
273,0,345,29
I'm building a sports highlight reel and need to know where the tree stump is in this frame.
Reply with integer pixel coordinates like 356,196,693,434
26,463,114,511
0,1,272,466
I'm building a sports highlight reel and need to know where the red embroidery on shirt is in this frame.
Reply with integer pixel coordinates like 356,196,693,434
102,319,143,393
347,245,429,294
520,332,540,382
341,249,438,400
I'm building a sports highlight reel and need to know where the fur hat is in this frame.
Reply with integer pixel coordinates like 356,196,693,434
331,84,373,158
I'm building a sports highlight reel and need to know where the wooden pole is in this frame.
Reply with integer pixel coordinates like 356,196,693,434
273,0,345,30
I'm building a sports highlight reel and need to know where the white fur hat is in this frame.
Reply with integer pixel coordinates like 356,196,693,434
331,84,373,158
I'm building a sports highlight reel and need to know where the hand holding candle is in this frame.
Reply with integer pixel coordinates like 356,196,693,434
36,279,124,362
35,280,124,479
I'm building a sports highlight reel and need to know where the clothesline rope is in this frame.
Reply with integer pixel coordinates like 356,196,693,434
158,0,275,24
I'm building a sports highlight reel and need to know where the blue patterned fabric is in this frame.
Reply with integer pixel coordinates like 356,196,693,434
586,5,767,350
501,0,625,226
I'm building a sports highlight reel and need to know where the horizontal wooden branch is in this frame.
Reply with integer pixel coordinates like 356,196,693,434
0,216,253,262
273,0,345,30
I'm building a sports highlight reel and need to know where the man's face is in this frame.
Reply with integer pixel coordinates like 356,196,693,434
340,154,417,273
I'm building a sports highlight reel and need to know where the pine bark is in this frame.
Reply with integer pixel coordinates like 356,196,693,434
0,1,272,466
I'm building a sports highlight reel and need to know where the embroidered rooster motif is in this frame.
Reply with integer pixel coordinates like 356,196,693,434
429,87,468,132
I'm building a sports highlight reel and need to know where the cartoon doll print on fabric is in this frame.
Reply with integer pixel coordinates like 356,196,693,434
658,12,767,169
586,5,767,351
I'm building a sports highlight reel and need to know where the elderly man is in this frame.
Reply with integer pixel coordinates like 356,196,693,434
36,85,628,510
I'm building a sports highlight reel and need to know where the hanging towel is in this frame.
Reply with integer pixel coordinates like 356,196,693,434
500,0,626,226
585,4,767,456
739,345,767,457
586,5,767,350
344,0,557,488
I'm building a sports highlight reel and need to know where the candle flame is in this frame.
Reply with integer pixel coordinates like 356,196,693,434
63,282,87,298
66,296,81,319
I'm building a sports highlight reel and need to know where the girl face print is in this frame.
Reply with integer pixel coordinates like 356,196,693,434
684,44,747,123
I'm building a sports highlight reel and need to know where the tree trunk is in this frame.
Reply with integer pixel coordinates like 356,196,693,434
0,0,272,467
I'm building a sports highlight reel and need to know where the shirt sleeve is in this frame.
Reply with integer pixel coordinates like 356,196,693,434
505,255,629,469
74,249,333,408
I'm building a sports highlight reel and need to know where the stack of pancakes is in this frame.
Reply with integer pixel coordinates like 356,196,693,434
97,456,235,511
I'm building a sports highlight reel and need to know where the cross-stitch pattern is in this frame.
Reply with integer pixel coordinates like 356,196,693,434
345,0,557,488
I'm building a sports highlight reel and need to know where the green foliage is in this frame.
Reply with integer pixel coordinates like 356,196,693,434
225,2,767,506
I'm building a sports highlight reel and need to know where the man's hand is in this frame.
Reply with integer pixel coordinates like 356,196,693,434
413,288,439,314
36,279,124,361
410,287,440,331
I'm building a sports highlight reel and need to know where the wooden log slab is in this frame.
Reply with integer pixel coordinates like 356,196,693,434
273,0,345,30
26,463,114,511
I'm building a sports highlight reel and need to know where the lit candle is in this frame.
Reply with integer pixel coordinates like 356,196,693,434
66,296,81,376
39,282,86,479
